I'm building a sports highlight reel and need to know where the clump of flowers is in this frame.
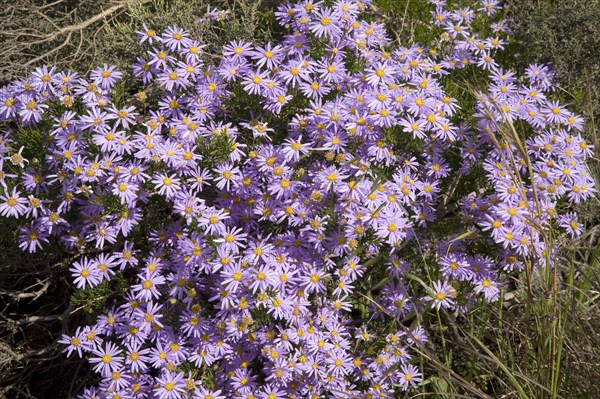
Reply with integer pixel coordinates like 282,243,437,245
0,0,594,398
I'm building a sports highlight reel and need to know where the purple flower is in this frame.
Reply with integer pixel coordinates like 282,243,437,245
154,371,186,399
242,71,269,95
17,94,48,124
558,212,583,238
70,257,101,289
90,64,123,90
310,7,342,39
107,105,138,129
398,364,422,390
132,270,166,301
427,280,456,310
90,222,118,249
31,65,58,90
136,23,160,44
58,327,89,358
214,162,240,191
152,173,181,199
18,222,48,253
161,26,192,51
223,40,253,61
195,387,225,399
474,275,501,302
89,342,123,377
0,187,28,218
250,42,284,70
198,208,229,235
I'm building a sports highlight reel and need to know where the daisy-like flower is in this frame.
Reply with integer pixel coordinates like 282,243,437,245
439,253,472,281
0,187,28,218
136,23,160,44
398,364,423,390
162,26,192,51
407,326,428,345
114,241,139,270
476,51,498,71
566,177,595,203
198,208,229,236
91,222,118,249
223,39,253,61
366,62,397,86
399,116,427,139
300,78,331,100
318,165,349,191
214,226,247,253
249,120,275,141
90,64,123,90
112,179,139,205
474,275,501,302
107,105,138,129
0,95,17,119
18,222,48,253
24,195,47,219
281,136,311,162
70,257,101,289
152,173,181,199
248,264,278,294
132,270,166,301
268,175,296,200
221,262,246,292
186,166,211,193
558,212,583,238
31,65,58,91
317,58,346,84
94,253,117,282
214,162,240,191
542,100,569,125
242,71,269,95
158,68,190,91
279,59,313,88
135,301,164,334
375,210,410,245
124,341,151,373
427,280,456,310
18,94,48,124
58,328,89,358
326,349,353,377
250,42,284,70
266,294,294,320
155,371,186,399
80,106,110,132
90,342,123,377
303,268,328,294
195,387,225,399
310,7,342,39
133,56,158,83
182,40,205,64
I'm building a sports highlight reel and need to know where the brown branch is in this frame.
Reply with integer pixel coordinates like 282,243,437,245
22,31,73,67
0,279,49,300
25,2,132,47
12,314,63,326
0,0,153,83
39,0,68,10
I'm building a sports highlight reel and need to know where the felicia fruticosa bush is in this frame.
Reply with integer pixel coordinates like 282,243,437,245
0,0,594,398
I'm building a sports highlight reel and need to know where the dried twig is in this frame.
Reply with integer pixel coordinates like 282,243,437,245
0,0,151,83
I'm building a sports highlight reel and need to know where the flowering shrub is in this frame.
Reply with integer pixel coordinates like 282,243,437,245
0,0,595,398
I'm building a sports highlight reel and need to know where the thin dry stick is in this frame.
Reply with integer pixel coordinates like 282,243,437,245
0,0,153,81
